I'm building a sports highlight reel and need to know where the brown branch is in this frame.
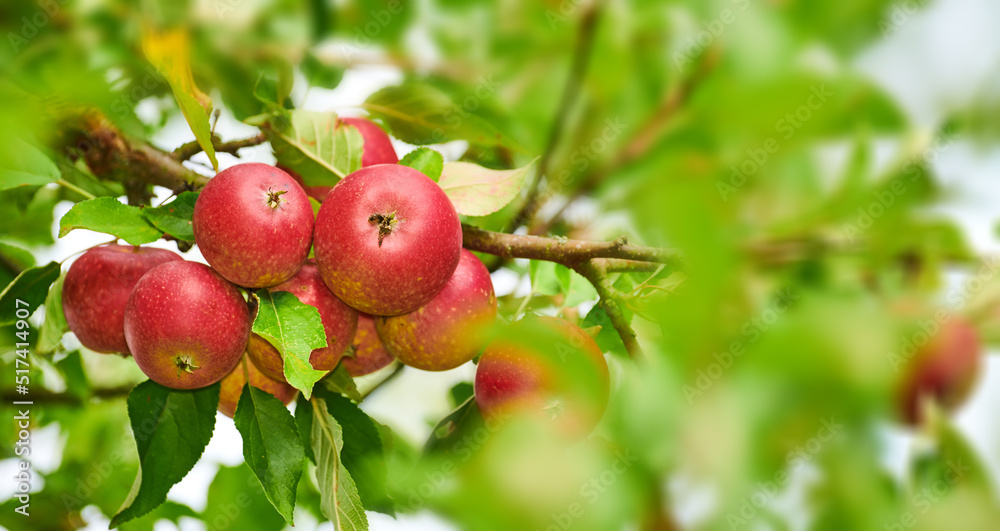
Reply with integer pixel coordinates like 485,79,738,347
508,0,604,231
573,259,642,358
462,224,681,267
172,133,268,161
70,113,210,193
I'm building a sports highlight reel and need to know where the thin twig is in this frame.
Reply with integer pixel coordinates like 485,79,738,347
574,259,642,359
172,133,268,161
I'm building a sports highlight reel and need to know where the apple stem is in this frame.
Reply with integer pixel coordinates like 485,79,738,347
266,189,288,209
174,355,200,375
368,212,399,247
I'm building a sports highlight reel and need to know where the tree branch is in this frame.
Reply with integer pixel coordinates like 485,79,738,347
172,133,268,161
2,385,134,405
462,224,681,266
70,113,210,193
573,259,642,358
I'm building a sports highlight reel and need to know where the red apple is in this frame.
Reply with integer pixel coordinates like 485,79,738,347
475,316,610,438
376,249,496,371
313,164,462,316
342,314,396,377
898,317,981,425
341,117,398,167
192,163,313,288
62,244,182,354
246,262,359,382
218,356,298,418
124,261,250,389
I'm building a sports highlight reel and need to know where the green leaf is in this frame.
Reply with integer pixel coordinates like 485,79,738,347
37,272,67,354
438,160,536,216
143,192,198,241
422,396,479,455
57,158,125,199
118,501,198,531
364,82,518,149
399,148,444,182
310,396,369,531
529,260,562,297
555,264,598,307
302,51,345,89
234,385,305,524
0,136,60,191
0,261,60,326
59,197,162,245
295,393,316,464
110,381,219,528
252,290,328,399
202,465,286,531
448,381,474,408
583,305,627,357
321,363,362,402
54,350,89,399
142,28,218,171
318,389,394,515
267,110,365,188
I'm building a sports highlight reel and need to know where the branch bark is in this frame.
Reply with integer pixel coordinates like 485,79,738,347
2,385,134,405
172,133,268,161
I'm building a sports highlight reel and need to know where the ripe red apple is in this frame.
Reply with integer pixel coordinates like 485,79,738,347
218,356,298,418
247,262,359,382
898,317,981,425
313,164,462,316
475,316,610,438
376,250,496,371
124,261,251,389
341,117,398,167
192,163,313,288
62,244,182,355
279,118,397,203
342,314,396,377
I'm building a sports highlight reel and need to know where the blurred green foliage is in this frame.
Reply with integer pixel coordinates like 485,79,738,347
2,0,1000,530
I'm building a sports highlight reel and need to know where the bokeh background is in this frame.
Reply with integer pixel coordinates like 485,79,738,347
3,0,1000,529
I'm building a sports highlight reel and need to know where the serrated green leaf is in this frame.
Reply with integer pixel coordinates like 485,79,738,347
143,192,198,241
59,197,162,245
399,148,444,182
267,110,364,188
321,363,362,402
252,290,328,399
110,381,219,528
438,160,536,216
311,396,369,531
296,393,316,463
234,385,305,524
37,272,67,354
0,261,60,325
0,136,60,191
318,389,394,515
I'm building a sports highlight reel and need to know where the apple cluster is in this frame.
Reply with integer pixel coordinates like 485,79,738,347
61,118,610,434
